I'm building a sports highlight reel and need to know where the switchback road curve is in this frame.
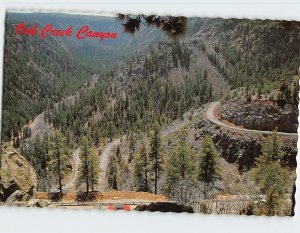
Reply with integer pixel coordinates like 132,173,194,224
206,102,298,138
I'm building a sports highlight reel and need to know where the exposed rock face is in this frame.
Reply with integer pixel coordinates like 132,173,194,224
26,199,50,208
194,120,297,171
5,190,31,204
0,144,38,202
220,100,298,133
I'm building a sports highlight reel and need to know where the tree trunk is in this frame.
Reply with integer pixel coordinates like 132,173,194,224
86,176,89,195
145,156,148,192
56,137,62,196
86,161,89,196
154,155,158,194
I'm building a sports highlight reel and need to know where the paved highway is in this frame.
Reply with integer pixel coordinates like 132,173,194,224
98,139,121,191
207,102,298,137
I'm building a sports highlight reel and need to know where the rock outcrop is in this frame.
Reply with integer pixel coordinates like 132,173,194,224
0,144,38,202
194,120,297,171
219,99,298,133
5,190,31,205
26,199,50,208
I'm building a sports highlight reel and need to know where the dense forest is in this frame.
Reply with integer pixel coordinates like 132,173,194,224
2,21,92,141
44,40,213,143
1,14,299,215
189,18,300,91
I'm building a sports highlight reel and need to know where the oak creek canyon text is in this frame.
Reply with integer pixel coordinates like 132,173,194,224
15,23,118,41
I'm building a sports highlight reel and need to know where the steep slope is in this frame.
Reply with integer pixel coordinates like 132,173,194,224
43,38,228,143
2,20,93,141
2,16,298,214
0,143,38,202
188,18,300,89
2,12,169,141
220,95,298,133
41,18,300,146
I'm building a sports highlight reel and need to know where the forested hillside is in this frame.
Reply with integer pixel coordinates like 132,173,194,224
41,18,300,146
43,39,220,145
2,21,92,141
1,14,299,215
189,18,300,90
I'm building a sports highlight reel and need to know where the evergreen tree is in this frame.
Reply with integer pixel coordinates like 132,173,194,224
245,84,251,102
76,136,100,195
164,143,194,200
256,130,284,165
149,123,163,194
250,130,289,215
128,133,135,163
107,146,128,190
89,149,100,192
107,154,118,190
176,144,194,179
164,152,180,198
133,142,149,192
48,130,70,196
197,136,222,198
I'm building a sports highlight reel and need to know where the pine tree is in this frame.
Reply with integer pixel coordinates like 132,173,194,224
89,149,100,192
76,136,100,195
164,144,194,199
257,130,284,165
108,121,114,142
107,154,118,190
149,123,163,194
164,152,180,198
177,144,194,179
48,130,70,196
250,130,289,215
133,142,149,192
245,84,251,102
197,136,221,198
128,133,135,163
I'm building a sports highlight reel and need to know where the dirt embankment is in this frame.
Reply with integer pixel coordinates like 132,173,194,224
36,191,168,203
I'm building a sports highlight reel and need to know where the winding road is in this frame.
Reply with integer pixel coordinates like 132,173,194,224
63,148,80,192
98,139,121,191
48,101,298,193
50,139,122,193
207,102,298,137
50,148,80,193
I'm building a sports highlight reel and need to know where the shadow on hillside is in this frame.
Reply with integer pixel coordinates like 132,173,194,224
49,192,63,202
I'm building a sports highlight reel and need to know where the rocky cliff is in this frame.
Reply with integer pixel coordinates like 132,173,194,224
194,119,297,171
0,144,38,203
219,99,298,133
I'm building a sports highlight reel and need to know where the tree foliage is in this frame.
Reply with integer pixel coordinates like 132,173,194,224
76,136,100,194
116,14,187,37
20,134,50,191
250,130,290,215
164,142,195,203
47,131,70,195
107,146,128,190
149,124,164,194
197,136,222,198
2,22,91,141
133,142,149,192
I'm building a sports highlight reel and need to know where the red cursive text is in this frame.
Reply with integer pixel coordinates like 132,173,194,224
15,23,37,35
40,24,72,38
77,25,118,42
